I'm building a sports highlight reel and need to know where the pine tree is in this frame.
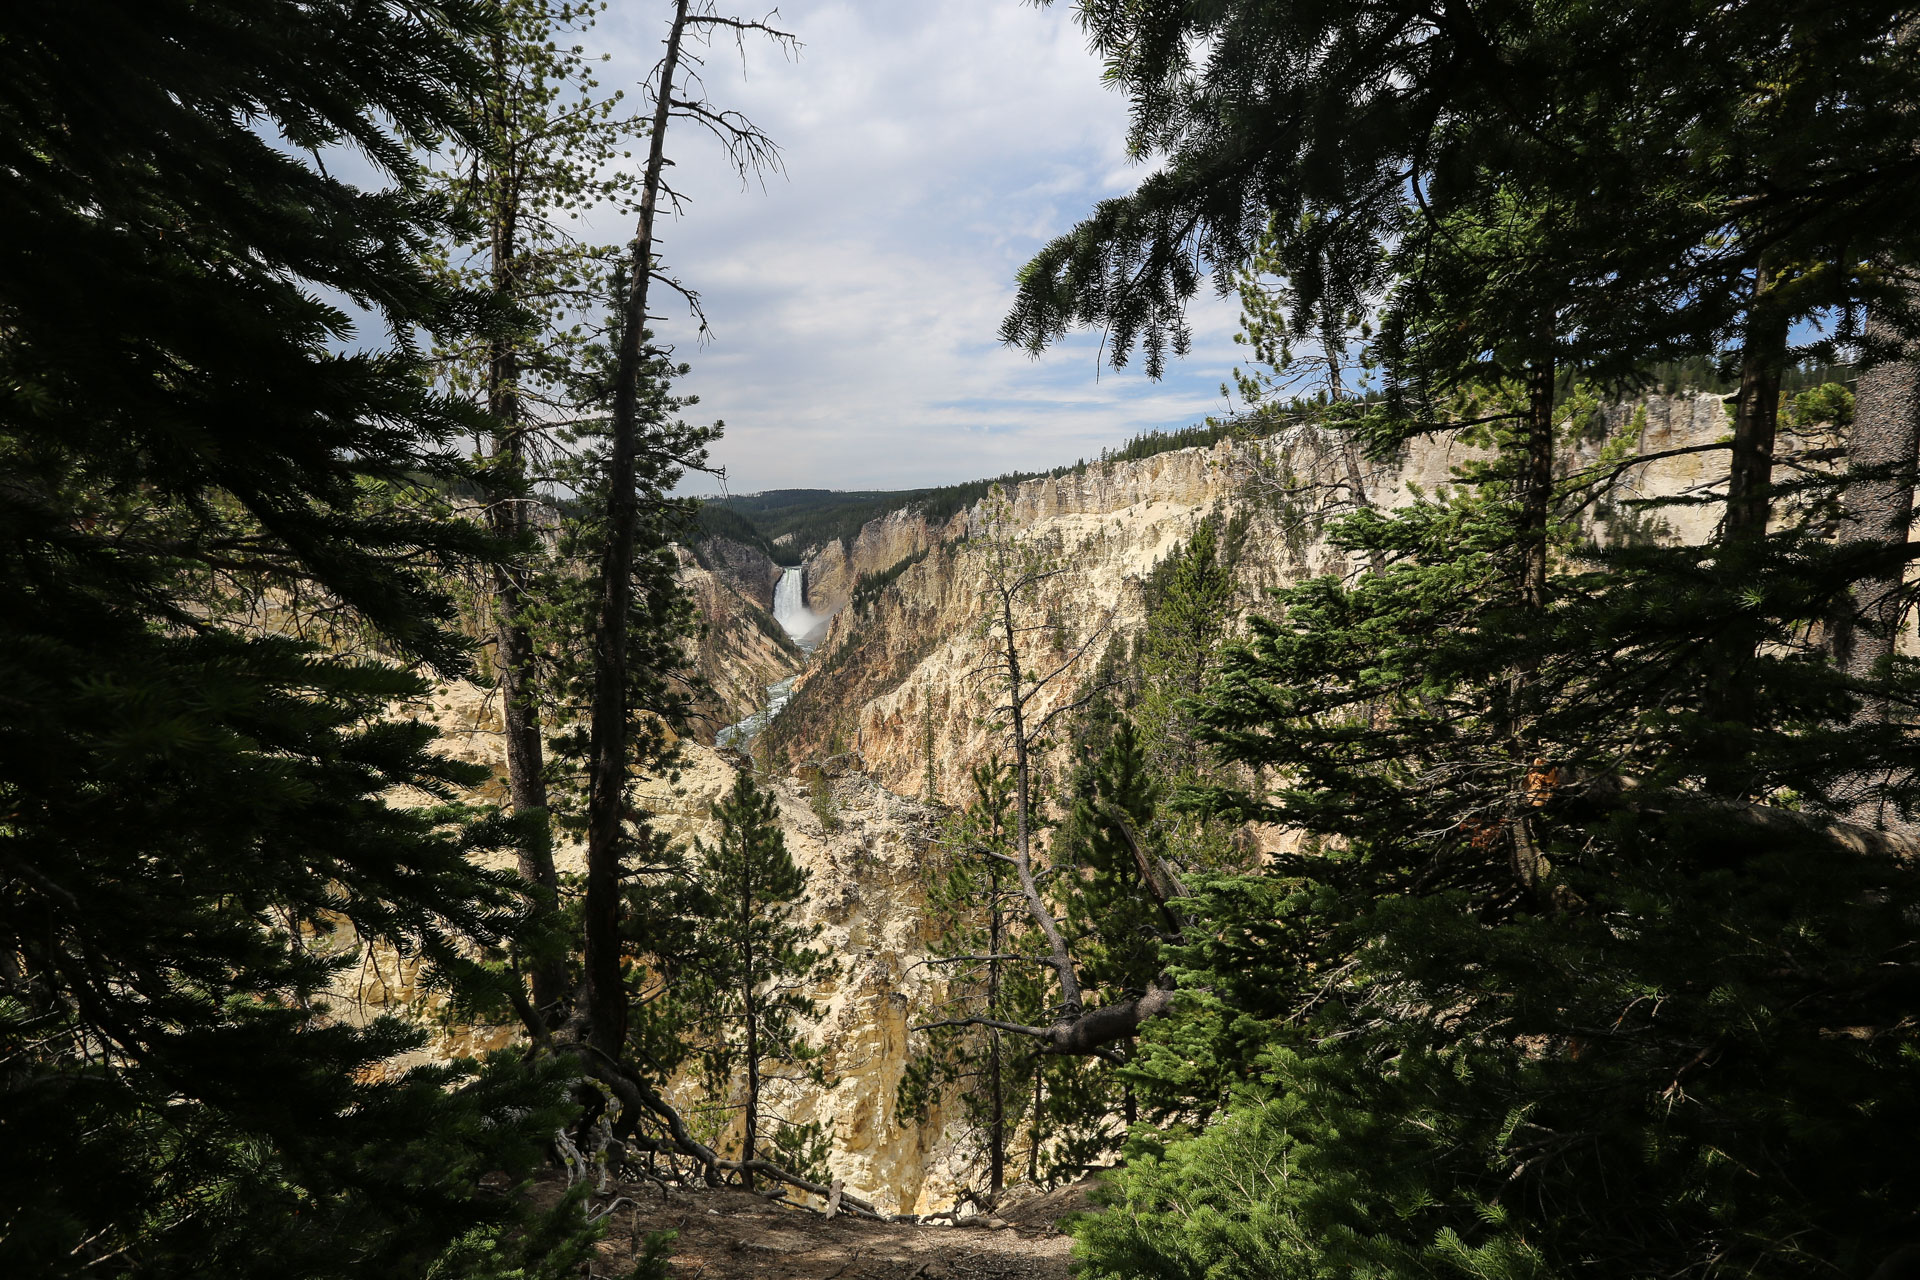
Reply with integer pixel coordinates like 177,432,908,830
687,771,835,1189
0,2,617,1274
1137,522,1237,781
901,762,1053,1196
423,0,647,1015
1015,9,1920,1270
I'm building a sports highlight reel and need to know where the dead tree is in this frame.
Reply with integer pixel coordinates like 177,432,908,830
933,491,1167,1059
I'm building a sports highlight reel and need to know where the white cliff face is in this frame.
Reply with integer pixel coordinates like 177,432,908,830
802,507,964,617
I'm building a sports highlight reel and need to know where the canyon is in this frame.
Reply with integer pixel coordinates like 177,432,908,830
350,392,1835,1219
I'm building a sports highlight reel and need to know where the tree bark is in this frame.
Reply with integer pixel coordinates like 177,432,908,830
1835,289,1920,808
1508,351,1555,890
1725,256,1790,549
996,576,1084,1017
583,0,690,1063
740,863,759,1190
482,28,565,1012
988,877,1005,1194
1519,356,1556,611
1707,256,1791,793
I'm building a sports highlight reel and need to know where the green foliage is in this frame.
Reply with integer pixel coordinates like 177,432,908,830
899,765,1057,1190
1136,521,1239,780
686,772,836,1177
798,763,841,833
1080,401,1920,1277
693,501,781,560
850,548,932,614
424,0,643,419
0,0,618,1273
1790,381,1857,430
1057,722,1166,1003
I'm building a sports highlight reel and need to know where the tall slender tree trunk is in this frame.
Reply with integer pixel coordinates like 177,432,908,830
482,32,564,1012
1519,356,1555,611
1509,349,1555,891
988,883,1005,1194
1707,256,1791,794
1026,1066,1043,1184
742,907,760,1189
1835,282,1920,827
998,579,1083,1018
583,0,690,1061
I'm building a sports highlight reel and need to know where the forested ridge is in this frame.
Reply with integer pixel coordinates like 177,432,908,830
5,2,1920,1279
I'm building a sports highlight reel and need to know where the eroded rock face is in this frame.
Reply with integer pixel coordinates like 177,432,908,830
764,395,1835,800
335,674,966,1216
678,543,806,738
697,535,785,611
626,751,965,1216
801,508,964,617
330,392,1850,1219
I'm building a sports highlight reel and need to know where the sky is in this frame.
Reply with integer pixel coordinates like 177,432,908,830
577,0,1244,495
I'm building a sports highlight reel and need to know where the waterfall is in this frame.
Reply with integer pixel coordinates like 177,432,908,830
719,566,823,750
772,566,825,649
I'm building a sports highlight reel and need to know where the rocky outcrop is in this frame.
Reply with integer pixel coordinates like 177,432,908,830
801,508,966,617
695,534,785,611
765,395,1842,799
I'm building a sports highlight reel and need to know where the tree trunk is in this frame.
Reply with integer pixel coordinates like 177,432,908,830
1509,351,1555,891
998,579,1083,1017
1725,256,1790,549
481,31,564,1012
988,882,1005,1194
1707,255,1790,793
1835,283,1920,827
742,979,760,1190
1026,1065,1042,1184
583,0,690,1062
1519,356,1555,612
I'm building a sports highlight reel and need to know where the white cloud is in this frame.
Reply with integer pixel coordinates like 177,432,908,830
583,0,1244,494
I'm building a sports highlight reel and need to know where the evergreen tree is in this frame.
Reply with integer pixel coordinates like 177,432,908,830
423,0,646,1016
901,763,1052,1195
579,0,792,1070
1058,722,1168,1014
0,1,622,1274
1137,522,1238,781
1068,382,1920,1280
687,771,835,1189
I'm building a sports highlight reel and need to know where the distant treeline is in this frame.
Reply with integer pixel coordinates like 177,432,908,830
698,362,1857,560
1643,356,1852,396
691,502,781,559
702,421,1269,555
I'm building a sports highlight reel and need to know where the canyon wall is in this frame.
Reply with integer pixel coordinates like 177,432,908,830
329,390,1849,1220
679,539,806,738
800,507,965,617
765,394,1835,799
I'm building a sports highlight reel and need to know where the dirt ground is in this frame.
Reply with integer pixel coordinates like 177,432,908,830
533,1175,1099,1280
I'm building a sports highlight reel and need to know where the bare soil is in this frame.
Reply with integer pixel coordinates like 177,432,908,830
531,1175,1097,1280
